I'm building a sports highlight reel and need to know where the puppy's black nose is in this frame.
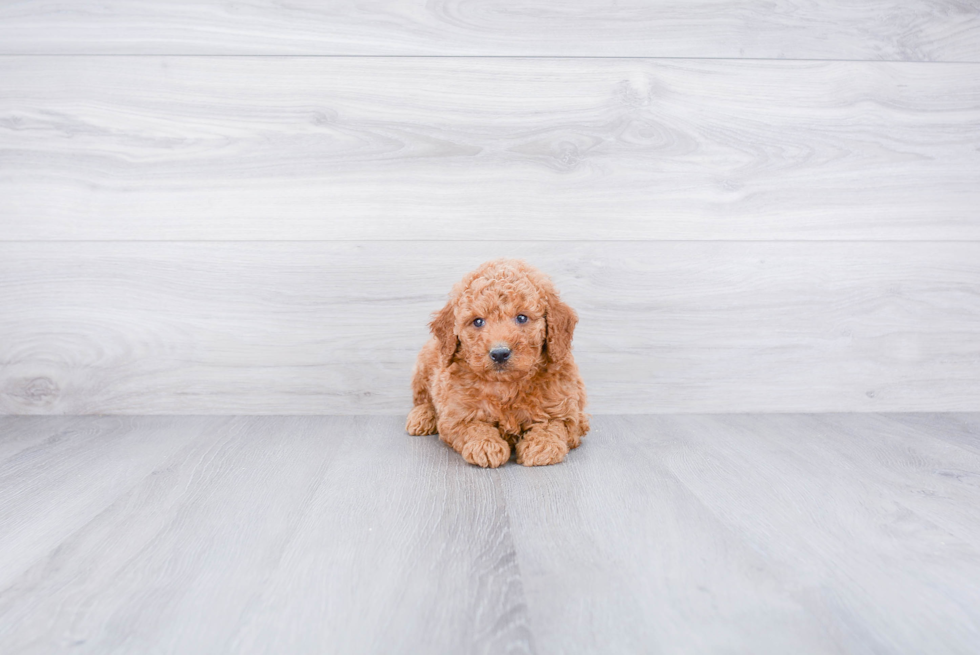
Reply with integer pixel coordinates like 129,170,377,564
489,347,511,364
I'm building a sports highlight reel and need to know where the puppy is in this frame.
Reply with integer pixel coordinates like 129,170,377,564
406,259,589,467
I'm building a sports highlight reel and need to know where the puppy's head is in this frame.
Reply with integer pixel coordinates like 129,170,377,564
430,259,577,377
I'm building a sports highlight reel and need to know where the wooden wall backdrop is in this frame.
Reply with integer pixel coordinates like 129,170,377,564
1,1,978,414
1,1,978,60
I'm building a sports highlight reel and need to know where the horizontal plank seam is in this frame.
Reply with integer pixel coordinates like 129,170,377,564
11,412,980,420
4,411,979,418
1,54,978,65
2,240,979,245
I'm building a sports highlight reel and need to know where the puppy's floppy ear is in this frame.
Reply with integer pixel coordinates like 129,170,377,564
429,300,459,367
545,293,578,366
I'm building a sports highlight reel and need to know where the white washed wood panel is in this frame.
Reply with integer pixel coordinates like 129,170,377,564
2,57,979,241
1,241,977,415
0,1,978,61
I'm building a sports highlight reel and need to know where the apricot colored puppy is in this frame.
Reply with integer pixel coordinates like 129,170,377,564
406,259,589,467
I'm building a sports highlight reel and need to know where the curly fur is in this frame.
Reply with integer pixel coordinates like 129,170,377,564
406,259,590,467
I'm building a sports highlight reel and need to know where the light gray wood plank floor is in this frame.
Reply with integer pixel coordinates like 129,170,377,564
1,414,978,654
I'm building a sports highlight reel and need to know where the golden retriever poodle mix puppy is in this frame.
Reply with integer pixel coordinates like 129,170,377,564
406,259,589,468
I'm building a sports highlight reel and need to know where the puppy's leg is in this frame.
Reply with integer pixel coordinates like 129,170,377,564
564,413,590,450
406,348,438,436
438,418,510,468
406,404,438,436
516,420,570,466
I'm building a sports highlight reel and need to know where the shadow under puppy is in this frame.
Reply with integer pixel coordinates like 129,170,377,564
406,259,589,467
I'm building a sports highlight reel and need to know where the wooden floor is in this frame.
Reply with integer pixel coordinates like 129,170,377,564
1,414,978,654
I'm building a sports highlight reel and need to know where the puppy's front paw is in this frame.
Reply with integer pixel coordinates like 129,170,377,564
406,404,438,436
461,436,510,468
516,434,569,467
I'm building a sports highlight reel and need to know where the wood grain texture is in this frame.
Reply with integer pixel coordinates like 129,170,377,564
0,416,533,655
3,57,979,241
0,1,978,60
0,416,221,592
2,241,978,415
2,414,979,653
502,413,980,654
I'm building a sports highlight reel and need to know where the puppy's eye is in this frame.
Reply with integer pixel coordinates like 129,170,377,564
472,318,485,328
516,314,528,324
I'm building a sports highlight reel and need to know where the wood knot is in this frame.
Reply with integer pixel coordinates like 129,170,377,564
15,377,60,406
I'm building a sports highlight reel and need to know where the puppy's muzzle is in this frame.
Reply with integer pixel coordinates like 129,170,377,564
489,347,511,364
